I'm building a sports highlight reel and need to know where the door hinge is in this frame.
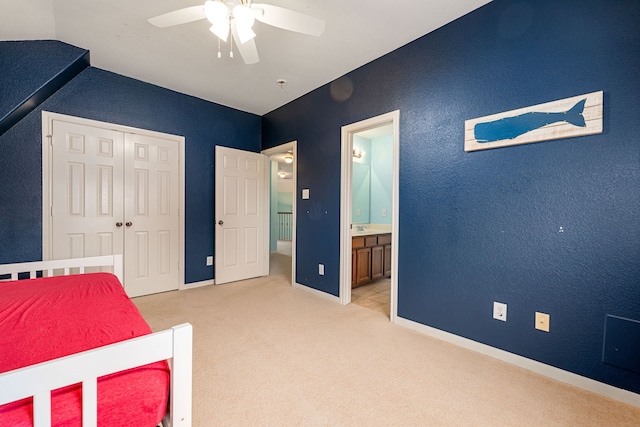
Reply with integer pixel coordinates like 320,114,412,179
47,135,52,145
50,206,53,217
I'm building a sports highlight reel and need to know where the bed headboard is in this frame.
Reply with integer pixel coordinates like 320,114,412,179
0,255,124,284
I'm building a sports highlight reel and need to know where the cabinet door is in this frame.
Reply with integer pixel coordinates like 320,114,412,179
384,244,392,277
355,247,371,286
351,250,356,287
371,245,384,280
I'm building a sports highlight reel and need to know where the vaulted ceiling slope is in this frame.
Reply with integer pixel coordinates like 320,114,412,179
1,0,491,115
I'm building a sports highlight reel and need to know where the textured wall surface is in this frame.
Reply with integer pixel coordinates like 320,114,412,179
0,41,87,122
263,0,640,394
0,42,261,283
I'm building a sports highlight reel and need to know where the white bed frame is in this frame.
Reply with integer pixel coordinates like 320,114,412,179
0,255,192,427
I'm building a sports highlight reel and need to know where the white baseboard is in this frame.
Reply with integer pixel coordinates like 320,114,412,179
293,282,341,304
181,279,214,290
395,316,640,409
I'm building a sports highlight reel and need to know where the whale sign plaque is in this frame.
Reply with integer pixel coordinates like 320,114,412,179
464,91,603,152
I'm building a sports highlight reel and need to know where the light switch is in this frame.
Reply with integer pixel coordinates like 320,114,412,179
302,189,310,199
382,208,387,217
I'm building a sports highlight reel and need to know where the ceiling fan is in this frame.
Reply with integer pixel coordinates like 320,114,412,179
148,0,325,65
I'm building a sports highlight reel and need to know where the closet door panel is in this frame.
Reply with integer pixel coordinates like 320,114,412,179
124,133,180,297
51,120,125,275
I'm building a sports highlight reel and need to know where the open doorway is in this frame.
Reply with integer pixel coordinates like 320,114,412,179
340,111,399,321
262,142,297,285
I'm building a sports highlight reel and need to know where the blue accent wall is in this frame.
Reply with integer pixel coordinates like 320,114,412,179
263,0,640,395
0,41,261,284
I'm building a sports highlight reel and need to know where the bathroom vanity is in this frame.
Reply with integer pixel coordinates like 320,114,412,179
352,232,391,288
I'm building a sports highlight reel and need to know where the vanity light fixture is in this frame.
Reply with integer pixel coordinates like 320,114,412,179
284,152,293,163
278,171,286,178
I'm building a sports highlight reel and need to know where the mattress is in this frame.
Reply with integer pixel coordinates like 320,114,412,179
0,273,170,426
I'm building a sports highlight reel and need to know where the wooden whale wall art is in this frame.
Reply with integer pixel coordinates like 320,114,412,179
464,91,603,152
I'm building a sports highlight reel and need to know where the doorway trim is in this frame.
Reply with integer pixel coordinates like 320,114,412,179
261,141,297,287
339,111,400,322
41,111,186,290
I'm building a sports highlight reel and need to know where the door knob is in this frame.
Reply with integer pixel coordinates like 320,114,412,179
125,222,133,227
115,222,123,227
218,220,224,225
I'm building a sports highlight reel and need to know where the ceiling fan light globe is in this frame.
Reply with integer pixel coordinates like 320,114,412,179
232,5,255,28
210,22,229,42
204,0,229,25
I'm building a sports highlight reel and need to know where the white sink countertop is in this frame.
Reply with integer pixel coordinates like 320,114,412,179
351,224,392,236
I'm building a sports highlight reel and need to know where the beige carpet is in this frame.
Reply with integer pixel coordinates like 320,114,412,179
133,253,640,426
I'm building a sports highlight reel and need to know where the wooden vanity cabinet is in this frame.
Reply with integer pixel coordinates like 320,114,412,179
352,233,391,288
371,246,384,281
383,244,392,277
355,247,372,286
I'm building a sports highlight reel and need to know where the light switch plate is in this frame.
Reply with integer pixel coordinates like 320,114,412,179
536,312,550,332
302,189,310,199
206,256,213,266
319,264,324,275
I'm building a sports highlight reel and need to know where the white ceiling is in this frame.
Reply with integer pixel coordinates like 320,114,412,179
1,0,491,115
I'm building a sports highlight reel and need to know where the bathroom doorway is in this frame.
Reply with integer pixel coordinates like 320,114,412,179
339,111,399,322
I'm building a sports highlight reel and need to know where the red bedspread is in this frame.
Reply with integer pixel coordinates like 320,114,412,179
0,273,169,427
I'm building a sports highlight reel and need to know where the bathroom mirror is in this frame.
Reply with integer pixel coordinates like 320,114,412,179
352,163,370,224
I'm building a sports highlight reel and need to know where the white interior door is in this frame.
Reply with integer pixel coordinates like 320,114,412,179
215,146,269,284
51,120,125,273
49,117,182,297
124,133,181,297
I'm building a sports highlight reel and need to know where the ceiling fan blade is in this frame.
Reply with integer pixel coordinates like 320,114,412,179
231,22,259,64
148,5,206,28
251,4,325,36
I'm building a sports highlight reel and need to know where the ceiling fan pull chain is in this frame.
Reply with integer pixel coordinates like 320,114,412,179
229,31,234,58
217,37,222,59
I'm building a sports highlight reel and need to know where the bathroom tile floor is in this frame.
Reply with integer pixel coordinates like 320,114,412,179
351,278,390,317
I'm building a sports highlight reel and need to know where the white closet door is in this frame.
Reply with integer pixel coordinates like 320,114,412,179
51,120,125,274
50,119,180,296
124,133,181,297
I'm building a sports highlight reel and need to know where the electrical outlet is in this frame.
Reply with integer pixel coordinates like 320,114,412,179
206,256,213,266
319,264,324,275
535,312,550,332
493,302,507,321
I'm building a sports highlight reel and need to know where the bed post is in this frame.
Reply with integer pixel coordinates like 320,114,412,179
112,254,124,284
169,323,193,427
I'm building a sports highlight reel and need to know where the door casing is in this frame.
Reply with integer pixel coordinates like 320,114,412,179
42,111,186,292
339,110,400,322
261,141,297,287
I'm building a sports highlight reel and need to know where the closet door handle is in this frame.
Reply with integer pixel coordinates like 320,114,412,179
218,220,224,225
125,222,133,227
115,222,123,227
